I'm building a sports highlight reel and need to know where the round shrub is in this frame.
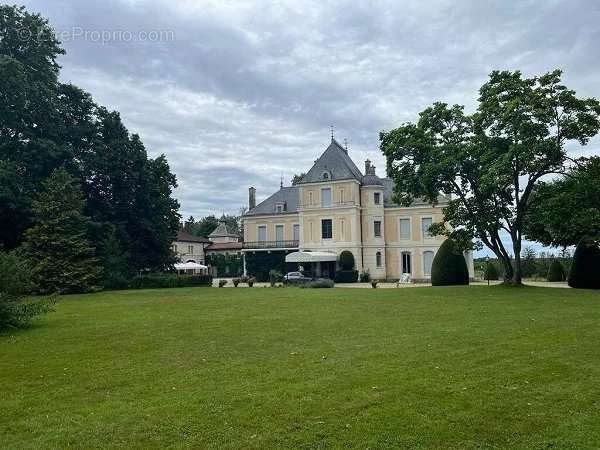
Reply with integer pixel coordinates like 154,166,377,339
431,239,469,286
483,262,499,281
339,251,355,270
568,236,600,289
547,260,566,282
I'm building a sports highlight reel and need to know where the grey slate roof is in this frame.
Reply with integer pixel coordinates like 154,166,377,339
242,140,449,217
176,230,211,243
244,186,300,216
209,221,238,238
299,139,363,184
382,178,449,206
362,174,384,186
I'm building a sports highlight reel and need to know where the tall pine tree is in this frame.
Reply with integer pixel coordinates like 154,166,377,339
22,169,101,294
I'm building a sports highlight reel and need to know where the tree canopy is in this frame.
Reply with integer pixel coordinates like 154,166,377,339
525,157,600,247
381,69,600,284
0,5,180,275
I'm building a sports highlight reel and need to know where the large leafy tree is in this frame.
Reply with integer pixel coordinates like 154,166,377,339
0,5,65,248
382,70,600,285
525,157,600,247
0,5,180,274
21,169,101,294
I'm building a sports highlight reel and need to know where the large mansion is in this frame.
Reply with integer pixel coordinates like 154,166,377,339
242,139,474,281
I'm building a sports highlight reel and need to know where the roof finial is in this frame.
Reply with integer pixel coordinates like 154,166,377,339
343,138,348,152
330,125,334,142
280,175,283,189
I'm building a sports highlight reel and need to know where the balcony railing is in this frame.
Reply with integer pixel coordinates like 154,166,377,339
243,240,299,249
299,200,357,209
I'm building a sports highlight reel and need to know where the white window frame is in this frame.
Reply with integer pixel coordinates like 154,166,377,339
292,223,300,242
376,251,383,268
275,223,284,244
321,217,333,240
401,251,412,275
422,250,435,276
321,187,332,207
374,192,381,205
257,225,267,242
399,217,412,241
373,220,382,238
421,216,433,240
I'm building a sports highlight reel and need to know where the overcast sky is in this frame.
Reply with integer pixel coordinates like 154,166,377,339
20,0,600,253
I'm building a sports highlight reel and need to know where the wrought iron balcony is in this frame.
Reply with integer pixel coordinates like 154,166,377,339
243,240,299,249
299,200,357,209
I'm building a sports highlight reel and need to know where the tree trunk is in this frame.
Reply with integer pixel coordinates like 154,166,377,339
500,255,514,284
512,238,523,285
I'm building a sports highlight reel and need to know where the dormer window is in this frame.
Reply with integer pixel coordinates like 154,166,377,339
321,170,331,180
275,202,284,213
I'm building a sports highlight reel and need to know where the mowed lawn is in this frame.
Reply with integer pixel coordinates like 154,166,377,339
2,287,600,449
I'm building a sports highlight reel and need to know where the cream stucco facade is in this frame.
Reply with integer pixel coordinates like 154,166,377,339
242,139,474,281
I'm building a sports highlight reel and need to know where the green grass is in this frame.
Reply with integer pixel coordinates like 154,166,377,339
2,286,600,449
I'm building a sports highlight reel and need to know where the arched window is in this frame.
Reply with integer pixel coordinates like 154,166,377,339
376,251,382,267
323,172,329,180
423,251,434,276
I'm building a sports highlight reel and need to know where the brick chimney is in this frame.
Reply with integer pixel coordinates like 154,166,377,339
364,159,371,175
249,186,256,210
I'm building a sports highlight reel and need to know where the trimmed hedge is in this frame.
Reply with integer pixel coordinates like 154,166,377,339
431,239,469,286
568,236,600,289
547,260,566,282
302,279,334,288
129,274,213,289
339,251,355,270
483,262,499,281
334,270,359,283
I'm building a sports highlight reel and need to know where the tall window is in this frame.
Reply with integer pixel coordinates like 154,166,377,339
376,251,382,267
340,189,345,203
374,220,382,237
340,219,345,240
258,225,267,242
400,218,411,240
275,225,284,245
421,217,433,239
188,245,194,254
293,224,300,242
423,251,434,276
321,188,332,207
172,244,178,252
321,219,332,239
374,192,381,205
309,191,313,206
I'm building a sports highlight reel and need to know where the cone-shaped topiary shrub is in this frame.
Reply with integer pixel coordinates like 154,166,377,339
339,250,355,270
483,262,499,281
431,239,469,286
568,236,600,289
547,260,566,282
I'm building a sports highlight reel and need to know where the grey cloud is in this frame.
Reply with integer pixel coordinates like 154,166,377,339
20,0,600,255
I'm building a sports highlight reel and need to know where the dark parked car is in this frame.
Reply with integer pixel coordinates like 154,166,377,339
283,271,313,284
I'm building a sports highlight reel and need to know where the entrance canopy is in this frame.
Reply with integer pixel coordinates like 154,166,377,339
174,262,208,270
285,251,337,263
